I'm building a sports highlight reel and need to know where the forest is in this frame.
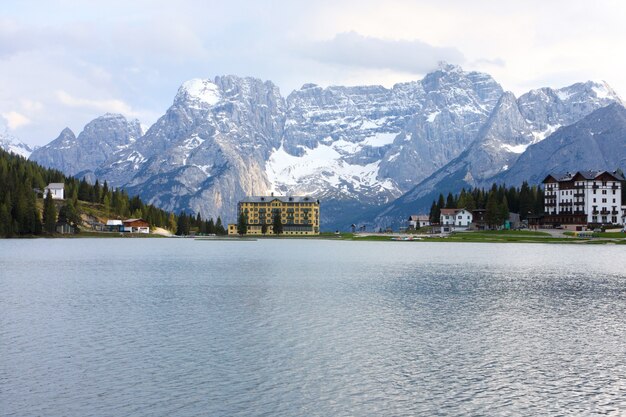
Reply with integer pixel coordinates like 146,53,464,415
428,183,545,228
0,149,225,237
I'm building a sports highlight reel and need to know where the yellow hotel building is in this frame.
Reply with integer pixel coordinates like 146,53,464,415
228,195,320,235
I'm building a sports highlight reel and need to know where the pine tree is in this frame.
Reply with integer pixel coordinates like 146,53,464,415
429,201,440,224
215,217,225,235
445,192,455,208
42,192,57,233
237,212,248,235
272,211,283,235
261,223,268,235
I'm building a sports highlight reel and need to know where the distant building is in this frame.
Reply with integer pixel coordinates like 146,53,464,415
621,205,626,225
229,195,320,235
44,183,64,200
106,219,123,232
440,208,473,228
543,170,624,226
123,218,150,233
471,209,487,230
408,215,430,229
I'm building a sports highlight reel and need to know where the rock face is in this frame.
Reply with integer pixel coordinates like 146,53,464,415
28,64,625,230
271,64,503,206
0,129,33,159
96,77,286,221
30,113,142,177
495,103,626,186
370,82,623,228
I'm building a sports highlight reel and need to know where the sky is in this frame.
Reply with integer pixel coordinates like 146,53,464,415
1,0,625,146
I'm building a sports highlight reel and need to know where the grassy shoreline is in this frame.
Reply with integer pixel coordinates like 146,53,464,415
4,230,625,244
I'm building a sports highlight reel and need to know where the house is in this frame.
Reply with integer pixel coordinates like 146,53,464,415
44,183,64,200
543,170,624,226
440,208,473,228
471,209,487,230
106,219,123,232
230,195,320,235
408,215,430,229
123,218,150,233
622,205,626,225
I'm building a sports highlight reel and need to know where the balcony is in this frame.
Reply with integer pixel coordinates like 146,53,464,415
574,193,584,198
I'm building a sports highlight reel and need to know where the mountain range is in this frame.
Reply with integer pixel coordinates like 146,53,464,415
3,63,624,229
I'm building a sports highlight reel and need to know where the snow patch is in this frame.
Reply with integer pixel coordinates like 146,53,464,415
426,111,440,122
180,79,221,106
361,132,398,147
500,143,529,154
266,143,396,194
556,90,573,101
592,83,610,99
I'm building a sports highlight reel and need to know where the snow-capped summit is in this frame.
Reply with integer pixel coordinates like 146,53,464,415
28,65,625,229
175,79,222,107
0,129,33,159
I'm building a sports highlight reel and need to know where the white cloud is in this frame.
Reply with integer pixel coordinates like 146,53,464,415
56,90,136,115
302,31,464,73
1,0,626,147
1,111,31,129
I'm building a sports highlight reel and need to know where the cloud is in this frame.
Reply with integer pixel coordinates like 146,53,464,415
56,90,136,116
302,31,465,73
1,111,31,129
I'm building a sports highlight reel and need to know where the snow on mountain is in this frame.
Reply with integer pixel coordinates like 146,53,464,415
27,64,625,230
369,81,623,228
0,129,33,158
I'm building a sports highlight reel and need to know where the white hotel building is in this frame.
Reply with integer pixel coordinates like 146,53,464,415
543,171,624,226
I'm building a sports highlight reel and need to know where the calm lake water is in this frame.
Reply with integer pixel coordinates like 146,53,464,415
1,238,625,416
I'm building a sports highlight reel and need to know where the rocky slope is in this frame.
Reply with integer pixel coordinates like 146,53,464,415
30,113,142,177
95,76,285,221
28,65,624,229
370,82,623,228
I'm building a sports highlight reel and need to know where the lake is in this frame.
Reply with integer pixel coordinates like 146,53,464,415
1,239,625,416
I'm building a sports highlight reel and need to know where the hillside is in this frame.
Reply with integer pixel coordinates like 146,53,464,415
0,148,223,237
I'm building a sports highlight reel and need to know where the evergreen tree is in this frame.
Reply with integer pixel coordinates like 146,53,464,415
237,212,248,235
485,192,500,229
445,192,456,208
42,192,57,233
207,218,215,235
429,201,440,224
437,194,445,211
215,217,225,235
261,223,268,235
272,211,283,235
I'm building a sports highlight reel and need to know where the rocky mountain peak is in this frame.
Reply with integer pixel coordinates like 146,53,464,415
175,78,222,108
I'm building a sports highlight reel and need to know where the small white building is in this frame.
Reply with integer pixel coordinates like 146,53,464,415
440,208,473,228
408,214,430,229
44,183,64,200
106,219,123,232
621,205,626,225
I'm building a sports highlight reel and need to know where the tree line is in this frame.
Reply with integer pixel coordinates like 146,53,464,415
0,149,225,237
429,182,545,228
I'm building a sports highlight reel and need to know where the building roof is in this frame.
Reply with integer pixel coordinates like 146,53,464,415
106,220,123,226
543,170,625,183
416,215,430,221
123,218,149,224
240,195,319,203
45,183,64,189
408,215,419,221
440,208,470,215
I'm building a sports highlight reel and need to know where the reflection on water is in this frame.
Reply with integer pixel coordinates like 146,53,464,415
1,239,625,416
